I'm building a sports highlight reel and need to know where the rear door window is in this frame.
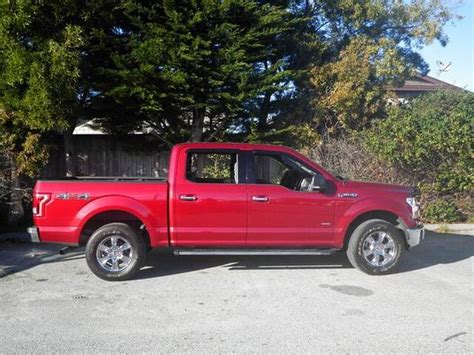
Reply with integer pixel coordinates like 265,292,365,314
186,152,239,184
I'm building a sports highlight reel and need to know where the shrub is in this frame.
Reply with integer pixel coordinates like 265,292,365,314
308,129,471,223
423,199,462,223
358,90,473,223
362,90,473,195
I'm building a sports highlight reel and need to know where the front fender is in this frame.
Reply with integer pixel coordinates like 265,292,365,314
334,198,412,247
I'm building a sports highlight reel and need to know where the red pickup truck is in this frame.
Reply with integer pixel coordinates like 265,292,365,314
29,142,424,280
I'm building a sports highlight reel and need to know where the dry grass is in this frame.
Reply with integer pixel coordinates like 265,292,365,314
308,135,413,186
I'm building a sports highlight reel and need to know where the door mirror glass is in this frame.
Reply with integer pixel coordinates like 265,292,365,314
309,174,327,192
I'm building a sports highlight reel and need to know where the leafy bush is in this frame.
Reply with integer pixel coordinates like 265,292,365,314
358,90,474,223
423,199,462,223
362,91,473,195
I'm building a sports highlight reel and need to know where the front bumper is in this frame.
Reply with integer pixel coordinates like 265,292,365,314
405,224,425,248
27,227,41,243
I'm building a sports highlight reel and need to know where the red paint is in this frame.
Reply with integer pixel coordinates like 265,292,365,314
33,143,417,249
247,184,335,247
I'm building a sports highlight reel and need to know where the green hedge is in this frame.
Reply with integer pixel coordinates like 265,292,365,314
423,198,462,223
362,90,474,222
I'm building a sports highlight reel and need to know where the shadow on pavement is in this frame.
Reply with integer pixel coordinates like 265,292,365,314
136,252,351,280
397,231,474,273
0,242,84,278
135,231,474,280
1,231,472,279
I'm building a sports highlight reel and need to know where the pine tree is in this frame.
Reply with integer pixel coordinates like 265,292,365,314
97,0,309,143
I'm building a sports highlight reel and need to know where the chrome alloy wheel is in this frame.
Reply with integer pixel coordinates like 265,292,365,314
96,235,133,272
361,231,397,267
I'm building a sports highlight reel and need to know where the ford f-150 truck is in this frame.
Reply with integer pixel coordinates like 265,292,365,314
29,142,424,280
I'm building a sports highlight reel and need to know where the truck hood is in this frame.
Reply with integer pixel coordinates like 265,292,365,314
342,180,413,194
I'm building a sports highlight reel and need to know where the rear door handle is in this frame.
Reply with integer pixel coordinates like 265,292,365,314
252,195,269,202
180,194,198,201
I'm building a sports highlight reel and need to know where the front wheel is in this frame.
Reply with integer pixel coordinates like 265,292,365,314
85,222,146,281
346,219,403,275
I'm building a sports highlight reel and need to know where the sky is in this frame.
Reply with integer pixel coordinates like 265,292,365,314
419,0,473,91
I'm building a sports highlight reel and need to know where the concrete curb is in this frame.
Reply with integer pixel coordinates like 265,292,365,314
425,224,474,236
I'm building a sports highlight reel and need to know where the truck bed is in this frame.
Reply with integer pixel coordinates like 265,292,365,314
33,179,169,246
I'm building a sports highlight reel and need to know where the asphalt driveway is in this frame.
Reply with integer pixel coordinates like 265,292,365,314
0,231,472,353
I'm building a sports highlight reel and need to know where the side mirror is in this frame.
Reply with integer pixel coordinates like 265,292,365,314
309,174,327,192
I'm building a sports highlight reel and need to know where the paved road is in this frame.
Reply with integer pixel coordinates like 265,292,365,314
1,231,473,353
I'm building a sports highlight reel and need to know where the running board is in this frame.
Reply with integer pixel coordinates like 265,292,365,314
173,248,339,256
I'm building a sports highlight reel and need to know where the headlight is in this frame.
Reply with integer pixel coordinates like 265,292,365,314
406,197,420,219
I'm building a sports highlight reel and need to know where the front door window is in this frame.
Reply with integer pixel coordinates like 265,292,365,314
254,153,320,191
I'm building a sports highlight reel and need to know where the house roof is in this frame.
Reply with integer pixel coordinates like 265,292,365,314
73,119,152,135
386,75,463,92
73,120,107,135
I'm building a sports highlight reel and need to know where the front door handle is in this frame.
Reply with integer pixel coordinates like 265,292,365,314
252,195,269,202
180,194,198,201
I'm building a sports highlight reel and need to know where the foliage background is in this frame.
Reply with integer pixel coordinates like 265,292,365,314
308,91,473,223
0,0,472,226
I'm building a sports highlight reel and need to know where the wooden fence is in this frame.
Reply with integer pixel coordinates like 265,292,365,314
43,135,170,178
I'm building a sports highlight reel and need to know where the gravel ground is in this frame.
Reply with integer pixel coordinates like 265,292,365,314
0,231,473,354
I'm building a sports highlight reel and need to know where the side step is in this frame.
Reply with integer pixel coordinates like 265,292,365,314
173,248,339,256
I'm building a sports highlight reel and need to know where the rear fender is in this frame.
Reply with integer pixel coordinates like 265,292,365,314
73,196,164,246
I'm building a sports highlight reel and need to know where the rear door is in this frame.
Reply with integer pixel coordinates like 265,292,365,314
171,148,247,247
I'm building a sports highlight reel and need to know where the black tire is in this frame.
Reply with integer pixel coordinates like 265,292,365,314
85,222,146,281
346,219,403,275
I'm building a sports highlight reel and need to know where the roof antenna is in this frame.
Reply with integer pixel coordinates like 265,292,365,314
436,60,452,75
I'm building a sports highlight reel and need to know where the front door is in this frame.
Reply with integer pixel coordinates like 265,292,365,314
246,151,335,247
172,149,247,247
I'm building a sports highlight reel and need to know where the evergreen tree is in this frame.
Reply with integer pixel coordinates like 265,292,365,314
0,0,460,166
97,0,307,143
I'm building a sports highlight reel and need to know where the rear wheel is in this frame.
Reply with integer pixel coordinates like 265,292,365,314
85,222,146,281
346,219,403,275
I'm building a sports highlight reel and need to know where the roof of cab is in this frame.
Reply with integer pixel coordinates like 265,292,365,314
171,142,335,180
172,142,294,152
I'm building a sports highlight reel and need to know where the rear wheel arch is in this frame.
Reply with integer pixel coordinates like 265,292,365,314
79,210,151,247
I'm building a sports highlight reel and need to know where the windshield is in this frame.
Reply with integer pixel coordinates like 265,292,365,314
281,155,317,176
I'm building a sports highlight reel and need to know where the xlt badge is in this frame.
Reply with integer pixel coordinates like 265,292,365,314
337,192,358,198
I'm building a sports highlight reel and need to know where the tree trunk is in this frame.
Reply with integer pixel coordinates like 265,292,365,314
257,61,271,132
63,128,77,177
258,93,271,131
8,156,24,226
191,108,205,142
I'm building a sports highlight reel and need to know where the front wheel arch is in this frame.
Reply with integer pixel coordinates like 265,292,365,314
343,210,406,250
